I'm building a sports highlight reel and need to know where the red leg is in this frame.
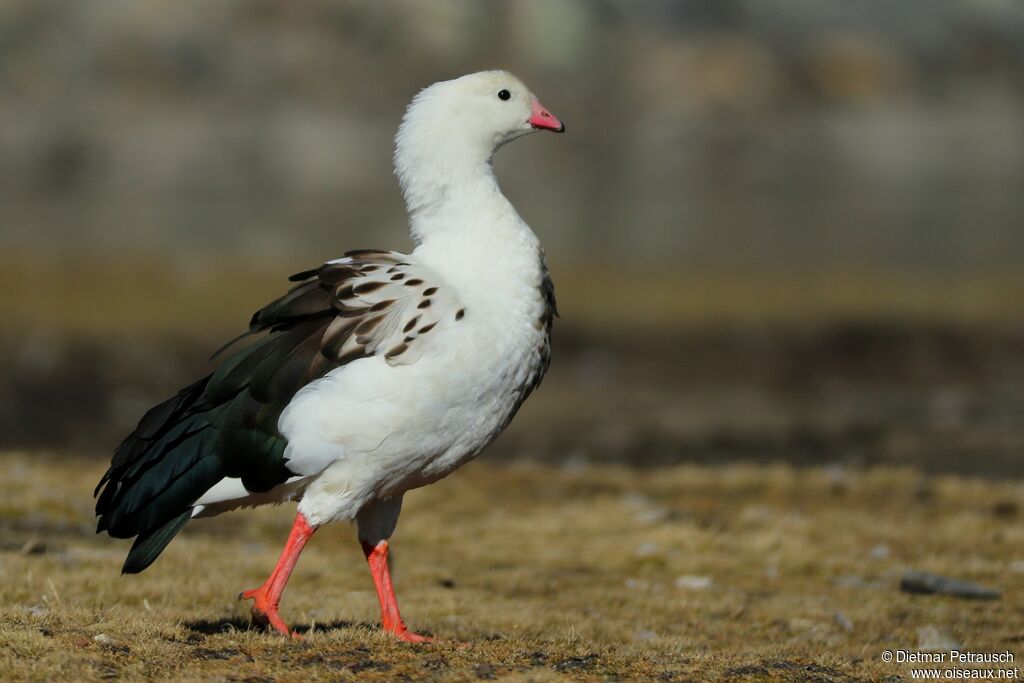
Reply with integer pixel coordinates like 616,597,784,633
240,512,316,637
361,540,432,643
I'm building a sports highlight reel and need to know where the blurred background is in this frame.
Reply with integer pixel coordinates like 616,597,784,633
2,0,1023,477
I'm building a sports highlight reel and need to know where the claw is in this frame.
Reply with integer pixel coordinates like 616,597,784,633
237,513,316,639
241,586,297,637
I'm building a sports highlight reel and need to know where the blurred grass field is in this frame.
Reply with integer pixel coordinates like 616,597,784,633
2,256,1024,680
2,453,1022,681
5,255,1024,336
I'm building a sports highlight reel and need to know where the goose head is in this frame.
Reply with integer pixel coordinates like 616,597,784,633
394,71,564,219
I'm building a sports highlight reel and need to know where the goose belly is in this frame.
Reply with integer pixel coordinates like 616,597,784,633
281,326,546,524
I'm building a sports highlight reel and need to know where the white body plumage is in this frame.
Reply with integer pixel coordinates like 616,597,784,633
193,71,557,545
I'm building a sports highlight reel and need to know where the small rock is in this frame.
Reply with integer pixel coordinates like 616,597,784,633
833,611,854,632
634,542,659,558
474,663,498,679
553,654,599,672
93,634,113,644
620,493,652,509
993,500,1018,519
26,604,49,617
824,464,849,494
675,575,713,590
739,505,775,523
96,666,119,680
912,478,934,501
786,618,818,635
917,625,962,651
870,543,890,560
900,570,1001,600
560,452,590,474
633,508,668,524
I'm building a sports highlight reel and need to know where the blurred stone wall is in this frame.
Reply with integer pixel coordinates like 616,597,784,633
1,0,1023,271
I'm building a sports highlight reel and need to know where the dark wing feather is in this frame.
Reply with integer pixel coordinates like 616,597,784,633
249,318,333,403
122,510,192,575
94,250,460,573
249,280,333,327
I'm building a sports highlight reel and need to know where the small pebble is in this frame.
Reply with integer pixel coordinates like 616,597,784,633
824,464,849,494
620,493,652,509
900,570,1001,600
912,478,934,501
633,508,668,524
833,611,854,632
634,542,659,558
993,500,1019,519
675,575,713,590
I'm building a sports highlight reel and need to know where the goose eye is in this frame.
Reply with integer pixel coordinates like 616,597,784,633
497,89,511,101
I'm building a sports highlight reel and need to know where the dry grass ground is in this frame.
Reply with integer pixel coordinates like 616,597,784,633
2,452,1022,682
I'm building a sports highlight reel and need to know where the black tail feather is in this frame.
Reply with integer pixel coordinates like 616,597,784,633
121,509,192,574
96,259,363,574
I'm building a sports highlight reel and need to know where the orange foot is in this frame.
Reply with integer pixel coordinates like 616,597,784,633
387,627,433,644
239,587,300,638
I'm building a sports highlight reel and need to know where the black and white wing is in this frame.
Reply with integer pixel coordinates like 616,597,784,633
94,250,464,573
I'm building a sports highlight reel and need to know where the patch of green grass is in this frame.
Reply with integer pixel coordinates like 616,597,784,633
2,453,1022,680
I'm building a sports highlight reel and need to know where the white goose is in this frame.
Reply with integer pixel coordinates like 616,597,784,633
95,71,564,642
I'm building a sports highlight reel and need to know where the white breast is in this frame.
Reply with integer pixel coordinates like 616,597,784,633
280,231,551,525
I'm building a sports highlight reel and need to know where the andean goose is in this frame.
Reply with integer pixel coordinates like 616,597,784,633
94,71,564,642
